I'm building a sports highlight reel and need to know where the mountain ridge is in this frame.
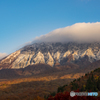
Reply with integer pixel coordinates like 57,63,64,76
1,42,100,69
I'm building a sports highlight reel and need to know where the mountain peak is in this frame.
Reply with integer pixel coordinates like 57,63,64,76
0,42,100,69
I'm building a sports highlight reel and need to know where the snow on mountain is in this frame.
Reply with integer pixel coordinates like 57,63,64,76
1,42,100,69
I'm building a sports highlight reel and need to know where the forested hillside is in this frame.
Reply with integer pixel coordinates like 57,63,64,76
46,68,100,100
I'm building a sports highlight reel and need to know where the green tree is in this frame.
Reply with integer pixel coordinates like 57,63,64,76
71,83,79,90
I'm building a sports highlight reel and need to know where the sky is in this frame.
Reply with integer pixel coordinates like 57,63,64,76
34,22,100,43
0,0,100,58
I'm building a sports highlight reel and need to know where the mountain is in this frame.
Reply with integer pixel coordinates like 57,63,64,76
0,42,100,99
0,42,100,70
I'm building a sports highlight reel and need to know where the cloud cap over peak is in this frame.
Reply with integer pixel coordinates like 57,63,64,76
33,22,100,43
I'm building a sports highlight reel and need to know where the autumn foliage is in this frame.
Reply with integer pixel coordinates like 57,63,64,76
47,89,100,100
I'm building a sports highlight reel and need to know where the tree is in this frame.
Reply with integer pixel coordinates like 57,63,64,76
71,83,79,90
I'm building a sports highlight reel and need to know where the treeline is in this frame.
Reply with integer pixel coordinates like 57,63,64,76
47,90,100,100
45,68,100,100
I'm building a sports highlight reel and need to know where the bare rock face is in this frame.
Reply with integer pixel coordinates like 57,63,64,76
1,42,100,69
0,50,20,69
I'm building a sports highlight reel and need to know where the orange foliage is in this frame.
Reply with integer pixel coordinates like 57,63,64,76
34,96,45,100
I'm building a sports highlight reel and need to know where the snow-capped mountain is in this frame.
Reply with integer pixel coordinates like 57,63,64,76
1,42,100,69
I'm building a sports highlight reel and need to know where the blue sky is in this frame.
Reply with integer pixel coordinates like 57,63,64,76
0,0,100,57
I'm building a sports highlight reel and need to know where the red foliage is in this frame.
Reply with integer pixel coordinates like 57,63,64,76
47,89,100,100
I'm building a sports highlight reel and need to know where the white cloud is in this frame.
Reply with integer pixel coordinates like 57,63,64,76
33,22,100,43
0,53,7,59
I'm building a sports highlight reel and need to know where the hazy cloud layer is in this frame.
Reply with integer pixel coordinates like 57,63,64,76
33,22,100,43
0,53,7,59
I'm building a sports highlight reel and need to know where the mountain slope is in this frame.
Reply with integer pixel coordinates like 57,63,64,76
0,61,100,100
1,42,100,70
46,67,100,100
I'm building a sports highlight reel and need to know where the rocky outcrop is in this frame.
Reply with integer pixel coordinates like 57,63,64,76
0,42,100,69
